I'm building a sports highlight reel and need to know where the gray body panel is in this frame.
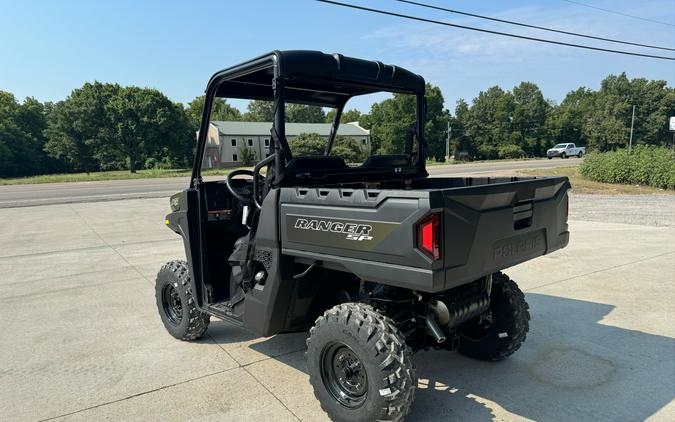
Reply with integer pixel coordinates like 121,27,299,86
279,176,569,293
280,187,445,291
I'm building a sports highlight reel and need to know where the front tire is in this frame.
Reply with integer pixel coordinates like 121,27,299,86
561,152,567,159
155,260,210,340
306,303,416,422
457,272,530,361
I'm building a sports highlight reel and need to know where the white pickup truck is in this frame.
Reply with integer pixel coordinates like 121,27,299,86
547,143,585,159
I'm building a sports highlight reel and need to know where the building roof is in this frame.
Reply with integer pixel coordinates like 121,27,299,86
211,121,369,137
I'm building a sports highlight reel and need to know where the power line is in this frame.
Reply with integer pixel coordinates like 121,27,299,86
396,0,674,52
315,0,675,61
562,0,675,28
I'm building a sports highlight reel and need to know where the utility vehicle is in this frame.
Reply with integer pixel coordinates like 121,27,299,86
156,51,571,421
547,143,585,159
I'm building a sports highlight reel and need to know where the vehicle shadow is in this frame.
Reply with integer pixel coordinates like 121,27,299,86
208,293,675,421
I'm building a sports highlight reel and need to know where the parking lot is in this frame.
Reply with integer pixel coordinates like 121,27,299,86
1,194,674,421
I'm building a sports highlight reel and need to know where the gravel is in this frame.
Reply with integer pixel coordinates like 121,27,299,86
569,193,675,227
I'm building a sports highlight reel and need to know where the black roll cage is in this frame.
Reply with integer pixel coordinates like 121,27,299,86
191,51,428,194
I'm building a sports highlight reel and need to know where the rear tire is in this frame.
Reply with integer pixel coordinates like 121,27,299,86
306,303,416,422
155,260,210,341
578,151,583,158
457,272,530,361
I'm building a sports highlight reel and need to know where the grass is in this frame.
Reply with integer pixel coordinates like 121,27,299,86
517,166,674,195
0,167,246,185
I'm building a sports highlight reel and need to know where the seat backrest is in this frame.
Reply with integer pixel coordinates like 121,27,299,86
285,156,348,172
361,154,410,168
280,156,349,186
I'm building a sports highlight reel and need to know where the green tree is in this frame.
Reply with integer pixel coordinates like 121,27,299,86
45,82,193,173
325,108,363,123
360,83,449,159
245,100,275,122
186,95,242,129
331,135,368,163
548,73,675,152
450,99,474,159
341,109,363,123
0,92,29,177
0,92,59,177
546,87,594,149
288,133,326,156
286,104,326,123
582,111,629,152
361,92,415,154
608,74,675,148
456,82,554,159
238,145,256,165
45,82,119,173
286,133,367,163
462,86,515,159
512,82,550,156
101,87,193,172
498,144,525,159
424,84,451,161
581,74,632,151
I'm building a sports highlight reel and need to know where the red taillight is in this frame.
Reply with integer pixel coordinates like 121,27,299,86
418,213,441,260
564,195,569,221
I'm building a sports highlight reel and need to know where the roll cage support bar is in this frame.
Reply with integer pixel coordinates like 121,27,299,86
324,101,345,156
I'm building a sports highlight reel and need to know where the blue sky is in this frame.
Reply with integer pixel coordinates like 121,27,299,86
1,0,673,113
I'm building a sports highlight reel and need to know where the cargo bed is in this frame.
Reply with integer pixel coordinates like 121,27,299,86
280,176,570,292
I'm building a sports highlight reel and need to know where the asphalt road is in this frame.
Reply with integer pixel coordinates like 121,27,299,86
0,158,581,208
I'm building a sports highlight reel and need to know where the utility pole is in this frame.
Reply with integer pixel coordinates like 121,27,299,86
628,104,635,152
446,120,451,162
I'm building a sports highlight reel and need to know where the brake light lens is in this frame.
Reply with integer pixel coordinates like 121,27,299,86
564,194,569,221
418,213,441,260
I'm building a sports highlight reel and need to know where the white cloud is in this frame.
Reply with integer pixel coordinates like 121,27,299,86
358,0,675,108
363,1,675,63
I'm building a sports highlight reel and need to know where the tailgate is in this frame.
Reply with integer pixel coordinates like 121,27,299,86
441,176,570,289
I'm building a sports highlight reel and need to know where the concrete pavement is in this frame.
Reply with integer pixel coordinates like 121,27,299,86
568,193,675,227
0,158,581,208
1,192,673,421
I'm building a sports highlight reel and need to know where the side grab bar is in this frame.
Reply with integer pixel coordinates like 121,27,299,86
253,153,276,209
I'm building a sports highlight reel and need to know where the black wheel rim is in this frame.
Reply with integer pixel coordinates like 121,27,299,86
320,342,368,408
162,284,183,325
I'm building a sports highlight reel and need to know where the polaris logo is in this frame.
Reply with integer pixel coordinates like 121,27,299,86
493,232,544,262
294,218,374,241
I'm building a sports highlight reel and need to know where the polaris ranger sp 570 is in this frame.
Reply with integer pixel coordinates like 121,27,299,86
156,51,570,421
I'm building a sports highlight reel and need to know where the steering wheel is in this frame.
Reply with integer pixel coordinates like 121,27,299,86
225,169,264,206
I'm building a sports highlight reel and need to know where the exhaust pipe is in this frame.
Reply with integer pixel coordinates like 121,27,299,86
425,312,446,343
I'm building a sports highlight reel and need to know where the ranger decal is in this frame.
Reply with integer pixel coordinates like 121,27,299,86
294,218,374,241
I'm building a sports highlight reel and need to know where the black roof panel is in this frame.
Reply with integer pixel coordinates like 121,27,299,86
210,50,425,106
